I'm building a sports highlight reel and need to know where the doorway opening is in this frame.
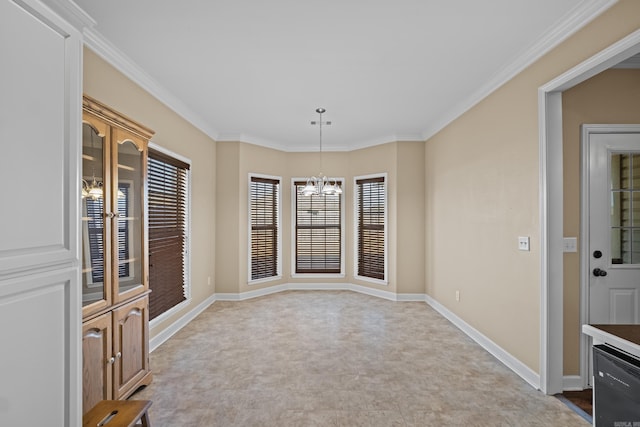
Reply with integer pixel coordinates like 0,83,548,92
539,29,640,395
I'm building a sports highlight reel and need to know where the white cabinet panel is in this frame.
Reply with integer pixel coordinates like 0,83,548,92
0,268,80,427
0,1,82,426
0,0,81,274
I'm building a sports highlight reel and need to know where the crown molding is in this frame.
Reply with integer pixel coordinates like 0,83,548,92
216,135,351,152
79,27,419,153
217,133,292,152
283,143,352,152
541,28,640,93
421,0,618,141
77,1,615,151
82,27,220,142
346,134,424,152
217,133,424,153
39,0,96,30
77,13,426,153
612,52,640,68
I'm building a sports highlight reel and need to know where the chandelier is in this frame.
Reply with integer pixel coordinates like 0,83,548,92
82,174,104,200
300,108,343,197
82,172,126,200
81,127,124,200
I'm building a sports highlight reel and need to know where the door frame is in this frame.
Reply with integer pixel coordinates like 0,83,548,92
539,30,640,394
579,124,640,388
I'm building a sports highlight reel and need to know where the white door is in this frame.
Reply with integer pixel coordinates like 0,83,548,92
588,127,640,325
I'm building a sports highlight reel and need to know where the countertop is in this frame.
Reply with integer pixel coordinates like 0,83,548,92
582,324,640,358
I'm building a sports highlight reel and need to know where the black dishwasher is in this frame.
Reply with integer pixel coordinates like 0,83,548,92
593,344,640,426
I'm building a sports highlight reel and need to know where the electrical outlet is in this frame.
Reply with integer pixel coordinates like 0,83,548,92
455,290,460,302
207,276,212,286
518,236,530,251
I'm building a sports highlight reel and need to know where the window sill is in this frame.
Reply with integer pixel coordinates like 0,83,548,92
291,273,345,279
248,275,282,286
354,275,388,286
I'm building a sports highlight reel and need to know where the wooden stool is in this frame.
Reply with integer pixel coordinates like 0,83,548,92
83,400,152,427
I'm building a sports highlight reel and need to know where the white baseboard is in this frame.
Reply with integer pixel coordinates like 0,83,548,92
216,284,288,301
151,283,415,352
396,293,428,302
347,283,397,301
149,293,217,352
286,282,425,302
149,284,545,393
563,375,585,391
424,294,541,390
217,282,403,301
287,282,351,292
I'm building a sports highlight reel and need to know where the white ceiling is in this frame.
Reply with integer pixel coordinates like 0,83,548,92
73,0,615,151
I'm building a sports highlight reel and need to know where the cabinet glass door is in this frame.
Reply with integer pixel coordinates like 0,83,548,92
82,121,110,312
113,131,146,301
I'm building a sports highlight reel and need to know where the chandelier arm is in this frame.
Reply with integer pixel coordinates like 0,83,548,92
300,108,330,197
319,108,323,176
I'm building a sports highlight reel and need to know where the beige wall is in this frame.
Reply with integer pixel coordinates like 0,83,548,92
83,48,217,338
215,140,425,296
348,143,398,292
424,0,640,373
285,150,351,286
396,142,426,294
562,68,640,375
215,142,241,293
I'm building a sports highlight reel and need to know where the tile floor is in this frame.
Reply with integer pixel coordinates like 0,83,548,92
133,291,589,426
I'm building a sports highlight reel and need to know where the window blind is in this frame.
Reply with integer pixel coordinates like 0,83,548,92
148,148,190,320
116,184,130,278
86,196,105,283
356,176,385,280
250,177,279,280
294,181,342,273
85,183,130,283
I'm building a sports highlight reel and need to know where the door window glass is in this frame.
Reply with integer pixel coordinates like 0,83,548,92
610,153,640,264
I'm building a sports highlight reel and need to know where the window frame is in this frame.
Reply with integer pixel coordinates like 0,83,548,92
353,173,388,285
291,177,345,278
147,142,191,326
248,173,282,284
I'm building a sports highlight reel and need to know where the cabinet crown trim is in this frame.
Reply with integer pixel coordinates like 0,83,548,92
83,95,155,140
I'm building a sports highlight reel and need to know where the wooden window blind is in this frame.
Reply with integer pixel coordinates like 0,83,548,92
116,184,131,279
85,195,105,283
250,177,279,280
356,176,385,280
85,183,131,283
148,148,190,320
294,181,342,273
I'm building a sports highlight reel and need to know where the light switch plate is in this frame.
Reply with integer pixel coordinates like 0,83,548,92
563,237,578,253
518,236,530,251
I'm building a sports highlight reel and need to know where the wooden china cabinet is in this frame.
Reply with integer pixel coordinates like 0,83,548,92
81,95,154,414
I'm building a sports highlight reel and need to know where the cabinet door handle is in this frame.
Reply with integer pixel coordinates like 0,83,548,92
116,352,122,359
108,356,115,365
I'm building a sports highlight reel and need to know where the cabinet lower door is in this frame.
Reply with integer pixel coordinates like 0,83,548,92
113,295,151,399
82,312,113,414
